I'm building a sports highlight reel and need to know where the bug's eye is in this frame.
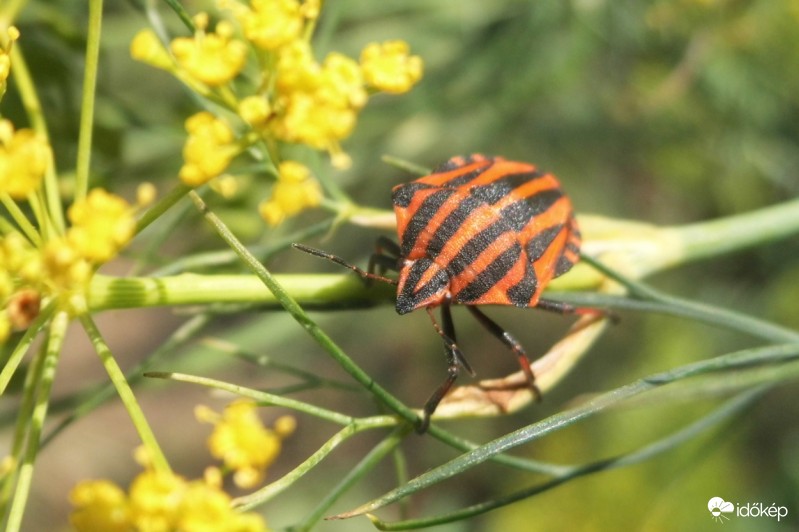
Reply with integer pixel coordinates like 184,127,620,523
395,258,450,315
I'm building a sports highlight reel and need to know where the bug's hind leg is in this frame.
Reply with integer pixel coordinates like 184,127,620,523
536,297,616,327
419,303,475,433
466,306,541,401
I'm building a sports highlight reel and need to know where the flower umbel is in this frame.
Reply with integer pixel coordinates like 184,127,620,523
360,40,424,94
0,119,51,199
0,26,19,98
70,470,269,532
259,160,322,225
179,112,239,187
132,2,424,224
171,14,248,87
129,29,173,71
67,188,136,263
0,179,136,325
70,480,130,532
197,400,296,488
228,0,310,51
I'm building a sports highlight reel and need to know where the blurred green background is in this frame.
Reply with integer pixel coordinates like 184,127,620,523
5,0,799,530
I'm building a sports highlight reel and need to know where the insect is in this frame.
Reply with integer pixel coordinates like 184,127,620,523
294,154,583,431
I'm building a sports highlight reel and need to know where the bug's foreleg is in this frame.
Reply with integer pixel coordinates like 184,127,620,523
466,306,541,401
374,236,402,259
368,254,400,278
418,303,473,432
440,302,475,376
368,236,403,280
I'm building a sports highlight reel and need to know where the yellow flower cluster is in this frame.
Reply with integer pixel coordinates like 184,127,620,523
70,401,291,530
45,188,136,291
67,189,137,263
70,470,268,532
196,400,296,489
178,111,239,187
0,31,143,339
361,40,424,94
171,15,248,87
0,119,51,198
0,188,137,336
0,233,43,339
0,26,19,98
259,160,322,225
131,0,423,225
232,0,316,50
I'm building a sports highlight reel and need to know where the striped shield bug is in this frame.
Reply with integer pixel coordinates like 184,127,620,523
294,154,583,432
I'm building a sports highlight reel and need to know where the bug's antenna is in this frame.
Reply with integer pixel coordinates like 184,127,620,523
292,243,398,286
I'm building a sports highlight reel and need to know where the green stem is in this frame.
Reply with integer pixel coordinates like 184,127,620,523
4,311,67,532
380,155,430,176
161,0,195,30
79,314,170,474
336,343,799,518
673,196,799,265
88,273,393,310
187,191,422,427
0,194,41,246
294,426,411,531
0,327,47,521
74,0,103,203
368,387,764,529
145,371,355,426
234,417,399,511
9,43,64,234
92,196,799,311
0,301,55,395
135,183,191,234
41,314,211,448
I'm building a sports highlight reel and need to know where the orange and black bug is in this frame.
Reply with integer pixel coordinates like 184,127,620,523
294,154,583,431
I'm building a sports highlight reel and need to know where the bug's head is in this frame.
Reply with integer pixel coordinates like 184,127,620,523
395,258,450,315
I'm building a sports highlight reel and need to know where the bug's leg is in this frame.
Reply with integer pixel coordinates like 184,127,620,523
466,306,541,401
368,237,402,280
374,236,402,258
441,301,475,376
536,298,616,325
418,304,473,433
292,243,398,286
368,254,400,281
534,298,579,315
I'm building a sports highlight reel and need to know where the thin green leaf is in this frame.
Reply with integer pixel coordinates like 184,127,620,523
548,290,799,344
364,387,766,529
674,196,799,265
0,301,56,395
3,312,67,532
380,155,430,176
80,314,170,474
160,0,195,31
234,416,399,510
74,0,103,204
293,426,411,531
187,191,422,427
40,314,211,447
335,343,799,518
145,371,355,425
